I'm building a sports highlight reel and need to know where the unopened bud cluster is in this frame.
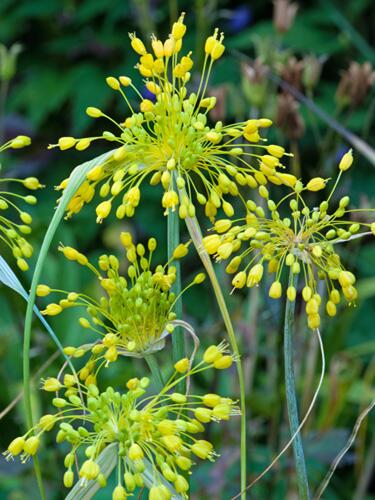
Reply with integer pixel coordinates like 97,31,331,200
5,343,239,499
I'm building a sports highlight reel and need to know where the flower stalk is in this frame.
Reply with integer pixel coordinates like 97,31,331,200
168,180,185,393
184,213,247,500
284,271,310,499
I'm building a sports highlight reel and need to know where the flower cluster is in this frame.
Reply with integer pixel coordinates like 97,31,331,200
5,343,239,499
203,150,375,329
0,136,43,270
51,13,294,223
38,232,205,380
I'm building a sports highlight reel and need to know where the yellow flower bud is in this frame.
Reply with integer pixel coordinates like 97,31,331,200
338,270,355,288
247,264,264,287
174,358,189,373
164,37,175,57
162,190,179,211
96,200,112,223
302,286,312,301
36,284,51,297
174,474,189,493
106,76,120,90
269,281,282,299
306,177,327,192
342,285,358,301
202,234,221,254
7,437,25,456
78,317,90,329
24,436,40,455
173,243,189,259
58,137,76,150
151,38,164,58
172,13,186,40
203,345,222,364
128,443,144,460
75,138,91,151
267,145,285,158
217,242,233,260
308,313,321,329
232,271,246,289
112,485,127,500
193,273,206,284
140,99,154,112
191,440,213,459
79,459,100,480
86,106,102,118
279,173,297,187
306,298,319,315
170,392,187,403
326,300,337,317
202,393,221,408
214,355,233,369
119,75,132,86
145,81,161,95
105,346,118,362
39,414,55,431
130,34,146,55
10,135,31,148
339,149,353,171
23,177,42,190
63,470,74,488
43,377,63,392
195,407,212,423
213,403,231,420
42,303,63,316
287,286,296,302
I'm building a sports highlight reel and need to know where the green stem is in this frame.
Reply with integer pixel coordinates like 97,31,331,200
144,354,165,390
184,214,247,499
167,198,185,393
33,456,46,500
284,272,310,499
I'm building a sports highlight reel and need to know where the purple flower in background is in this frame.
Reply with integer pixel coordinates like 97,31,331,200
227,5,252,33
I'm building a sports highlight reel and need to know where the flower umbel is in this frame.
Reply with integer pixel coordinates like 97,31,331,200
5,344,239,499
0,137,43,270
204,150,375,329
51,14,293,222
39,232,205,373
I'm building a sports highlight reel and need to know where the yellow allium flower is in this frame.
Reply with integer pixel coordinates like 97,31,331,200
0,137,43,270
5,345,239,497
50,15,291,222
40,233,204,371
203,151,375,329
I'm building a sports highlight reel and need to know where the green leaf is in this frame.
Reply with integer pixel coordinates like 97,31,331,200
0,254,67,361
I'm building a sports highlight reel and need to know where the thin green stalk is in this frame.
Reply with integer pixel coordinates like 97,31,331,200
33,455,46,500
167,197,184,393
184,214,247,500
144,354,165,390
284,272,310,499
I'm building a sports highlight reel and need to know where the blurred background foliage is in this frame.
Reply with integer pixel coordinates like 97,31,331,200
0,0,374,498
